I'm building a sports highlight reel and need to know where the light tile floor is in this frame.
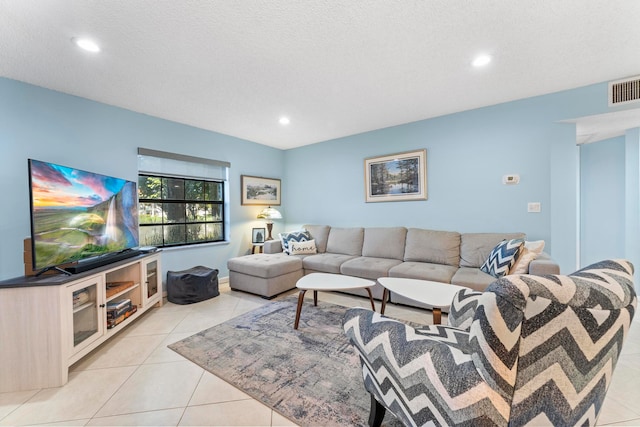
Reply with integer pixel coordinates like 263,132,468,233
1,284,640,426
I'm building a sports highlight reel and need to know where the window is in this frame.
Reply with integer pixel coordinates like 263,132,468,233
137,148,230,248
138,175,225,247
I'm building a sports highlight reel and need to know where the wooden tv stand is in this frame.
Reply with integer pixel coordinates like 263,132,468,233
0,252,162,393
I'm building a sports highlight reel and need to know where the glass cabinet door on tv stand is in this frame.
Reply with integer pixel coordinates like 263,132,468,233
144,257,160,305
67,277,105,356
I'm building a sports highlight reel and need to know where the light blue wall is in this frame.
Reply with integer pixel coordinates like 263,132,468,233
284,83,612,273
0,78,284,281
0,77,627,280
580,137,626,266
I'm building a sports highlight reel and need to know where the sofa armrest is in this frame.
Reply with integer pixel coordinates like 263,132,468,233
263,240,283,254
528,252,560,275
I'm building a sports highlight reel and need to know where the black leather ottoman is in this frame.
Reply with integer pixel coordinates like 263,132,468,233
166,266,219,304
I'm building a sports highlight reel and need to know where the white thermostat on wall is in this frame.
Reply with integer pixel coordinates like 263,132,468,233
502,174,520,185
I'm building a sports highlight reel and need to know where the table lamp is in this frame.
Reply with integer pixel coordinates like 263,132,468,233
257,206,282,240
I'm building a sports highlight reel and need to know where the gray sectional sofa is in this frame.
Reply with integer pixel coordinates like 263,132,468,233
227,224,560,305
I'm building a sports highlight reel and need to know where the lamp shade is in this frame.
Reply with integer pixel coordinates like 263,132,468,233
257,206,282,220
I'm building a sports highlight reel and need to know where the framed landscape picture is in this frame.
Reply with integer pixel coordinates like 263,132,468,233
364,149,427,202
241,175,281,206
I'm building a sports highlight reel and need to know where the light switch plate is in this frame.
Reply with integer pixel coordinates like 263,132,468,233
528,202,541,213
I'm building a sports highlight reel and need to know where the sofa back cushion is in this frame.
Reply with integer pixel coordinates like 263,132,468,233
303,224,331,253
404,228,460,266
326,227,364,256
361,227,407,260
460,232,526,268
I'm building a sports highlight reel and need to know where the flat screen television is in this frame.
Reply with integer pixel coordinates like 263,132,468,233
28,159,140,274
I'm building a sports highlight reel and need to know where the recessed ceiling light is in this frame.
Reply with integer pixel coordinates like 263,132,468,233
472,54,491,67
279,117,290,125
72,37,100,53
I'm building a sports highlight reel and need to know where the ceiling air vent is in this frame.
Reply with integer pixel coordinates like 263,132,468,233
609,76,640,107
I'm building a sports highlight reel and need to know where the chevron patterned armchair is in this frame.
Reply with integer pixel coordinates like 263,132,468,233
343,259,637,426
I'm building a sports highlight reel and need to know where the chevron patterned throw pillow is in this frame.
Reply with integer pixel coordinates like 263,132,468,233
480,238,524,278
278,230,311,255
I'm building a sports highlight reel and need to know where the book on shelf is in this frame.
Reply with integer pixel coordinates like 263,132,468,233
72,288,90,308
107,305,138,329
105,281,136,298
107,299,132,319
107,298,131,311
107,304,133,320
106,281,135,289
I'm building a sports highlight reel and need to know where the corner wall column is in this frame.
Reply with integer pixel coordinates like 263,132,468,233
551,126,580,273
625,128,640,288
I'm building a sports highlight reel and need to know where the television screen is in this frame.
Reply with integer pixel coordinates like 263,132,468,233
28,159,139,271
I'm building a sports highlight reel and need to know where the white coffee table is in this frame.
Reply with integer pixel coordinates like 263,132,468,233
294,273,376,329
377,277,469,324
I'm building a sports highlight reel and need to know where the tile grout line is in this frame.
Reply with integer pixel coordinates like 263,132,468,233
86,363,146,424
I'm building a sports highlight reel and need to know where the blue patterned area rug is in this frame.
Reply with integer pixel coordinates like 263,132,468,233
169,297,403,426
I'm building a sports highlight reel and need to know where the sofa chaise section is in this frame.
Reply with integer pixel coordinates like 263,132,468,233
227,253,303,298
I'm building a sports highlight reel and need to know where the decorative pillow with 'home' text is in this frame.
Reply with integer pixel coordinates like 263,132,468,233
289,239,317,255
279,230,311,254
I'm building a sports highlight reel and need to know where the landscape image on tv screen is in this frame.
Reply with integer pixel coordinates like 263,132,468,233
29,159,139,271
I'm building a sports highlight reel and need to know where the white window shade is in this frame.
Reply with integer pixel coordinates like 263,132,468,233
137,148,230,180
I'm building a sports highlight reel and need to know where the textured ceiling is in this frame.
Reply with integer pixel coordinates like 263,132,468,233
1,1,639,149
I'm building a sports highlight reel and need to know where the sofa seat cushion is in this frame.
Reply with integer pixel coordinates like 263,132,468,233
388,262,458,283
302,253,357,274
451,267,498,292
227,254,302,279
340,257,403,280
